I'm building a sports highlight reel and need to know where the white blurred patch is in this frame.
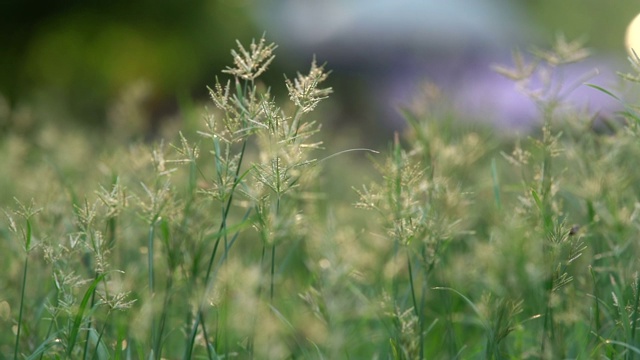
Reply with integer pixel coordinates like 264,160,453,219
626,13,640,59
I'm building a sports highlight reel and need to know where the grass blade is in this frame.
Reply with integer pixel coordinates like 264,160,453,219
491,158,501,211
66,273,108,357
14,255,29,360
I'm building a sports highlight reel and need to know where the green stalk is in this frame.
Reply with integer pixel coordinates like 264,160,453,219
14,217,34,360
148,221,157,359
200,311,214,360
188,209,253,356
184,139,248,359
407,254,423,360
384,135,404,301
82,273,99,360
589,266,601,335
83,229,103,360
491,158,502,211
205,139,248,286
407,255,418,317
39,286,59,360
419,274,427,359
269,197,281,303
156,153,197,358
13,254,28,360
148,223,156,294
248,240,268,356
629,277,640,360
270,245,276,302
155,274,172,360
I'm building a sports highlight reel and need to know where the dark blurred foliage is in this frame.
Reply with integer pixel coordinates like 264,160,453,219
0,0,255,130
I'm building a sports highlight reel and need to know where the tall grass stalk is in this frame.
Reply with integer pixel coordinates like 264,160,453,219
8,200,40,360
14,250,28,360
138,156,170,358
186,36,285,358
147,221,157,358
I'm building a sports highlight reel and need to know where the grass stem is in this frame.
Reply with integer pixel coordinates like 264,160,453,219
13,255,28,360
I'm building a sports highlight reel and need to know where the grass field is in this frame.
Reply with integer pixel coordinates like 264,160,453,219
3,36,640,359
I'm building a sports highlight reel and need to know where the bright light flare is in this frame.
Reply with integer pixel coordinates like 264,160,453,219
625,13,640,59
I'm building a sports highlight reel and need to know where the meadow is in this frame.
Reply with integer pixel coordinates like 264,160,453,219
3,36,640,359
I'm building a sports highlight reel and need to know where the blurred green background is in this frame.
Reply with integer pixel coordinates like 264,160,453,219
0,0,638,138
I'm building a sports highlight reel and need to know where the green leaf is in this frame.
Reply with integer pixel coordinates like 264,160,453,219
531,189,543,212
66,273,108,357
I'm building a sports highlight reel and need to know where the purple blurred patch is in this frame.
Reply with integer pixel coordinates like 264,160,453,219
380,55,625,131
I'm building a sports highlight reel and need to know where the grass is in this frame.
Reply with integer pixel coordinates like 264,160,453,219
3,35,640,359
